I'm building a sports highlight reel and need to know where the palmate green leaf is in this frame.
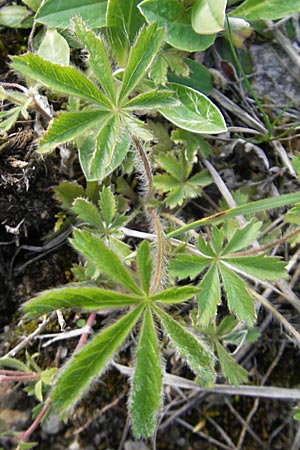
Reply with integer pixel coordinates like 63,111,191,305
51,304,144,413
169,254,211,279
73,17,116,104
153,304,215,385
197,263,220,327
139,0,217,52
160,83,227,134
121,113,153,141
36,0,107,29
72,198,104,230
192,0,226,34
215,341,248,386
118,22,164,103
137,241,152,295
154,174,180,191
38,111,111,153
79,123,131,181
99,186,116,226
222,220,262,255
71,228,143,295
106,0,145,66
157,153,188,181
23,285,142,319
223,256,287,281
165,186,186,208
11,54,110,108
219,263,256,326
123,89,179,110
150,286,200,304
131,306,162,438
37,29,70,66
230,0,300,21
54,181,85,209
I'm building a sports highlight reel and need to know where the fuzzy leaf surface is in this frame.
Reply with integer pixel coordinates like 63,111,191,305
219,263,256,325
230,0,300,21
23,286,142,318
36,0,107,28
223,256,287,281
123,90,178,110
38,111,111,153
153,305,215,384
51,305,144,413
72,198,104,229
150,286,200,304
118,22,164,103
192,0,226,34
71,229,143,295
139,0,217,51
137,241,152,295
197,263,220,327
73,18,115,103
131,307,162,438
216,341,248,386
160,83,227,134
99,186,116,226
11,54,110,108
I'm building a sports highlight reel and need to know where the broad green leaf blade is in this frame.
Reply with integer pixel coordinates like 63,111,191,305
229,0,300,21
36,0,107,28
223,256,287,281
73,17,115,103
118,22,164,103
38,111,110,153
157,153,185,182
106,0,145,66
71,228,143,295
169,254,211,279
192,0,226,34
137,240,152,295
160,83,227,134
139,0,216,52
72,198,104,229
219,263,256,326
215,341,248,386
211,226,223,254
53,181,85,209
122,90,179,110
168,58,213,96
11,54,110,108
23,286,142,319
51,304,144,413
0,5,32,28
222,220,262,255
217,316,239,337
99,186,116,226
121,113,153,141
79,128,131,181
167,192,300,238
37,29,70,66
150,286,199,304
197,263,220,327
153,305,215,384
131,306,162,438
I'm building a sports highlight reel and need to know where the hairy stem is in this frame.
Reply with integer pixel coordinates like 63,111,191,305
148,208,165,295
131,135,153,203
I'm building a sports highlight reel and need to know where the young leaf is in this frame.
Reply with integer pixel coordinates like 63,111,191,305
219,263,256,325
38,111,111,153
137,240,152,295
229,0,300,21
169,254,211,279
53,181,85,209
118,22,164,103
51,304,144,413
139,0,217,52
23,285,142,319
215,341,248,386
0,357,28,372
153,305,215,384
150,286,200,304
36,0,107,29
11,54,111,108
106,0,145,66
99,186,116,226
73,17,116,104
71,228,143,295
223,256,287,281
123,89,179,110
72,198,104,229
192,0,226,34
130,307,162,438
159,83,227,134
197,263,220,327
222,220,262,255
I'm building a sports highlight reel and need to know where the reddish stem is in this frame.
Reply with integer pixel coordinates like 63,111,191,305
75,312,96,351
18,400,50,442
